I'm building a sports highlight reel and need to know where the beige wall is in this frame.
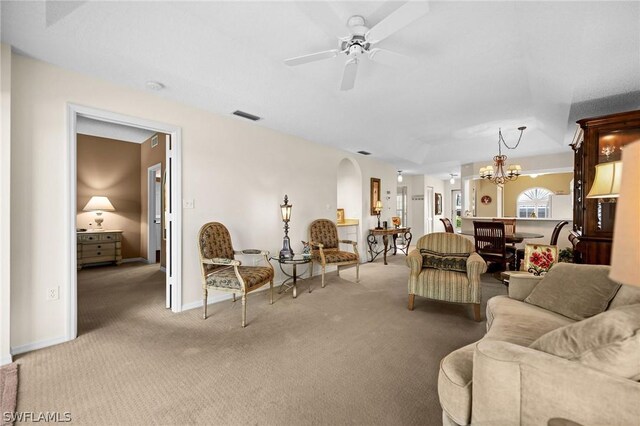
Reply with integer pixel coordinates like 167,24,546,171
9,52,397,350
76,134,142,259
140,133,166,266
503,172,573,217
1,43,12,364
473,179,499,217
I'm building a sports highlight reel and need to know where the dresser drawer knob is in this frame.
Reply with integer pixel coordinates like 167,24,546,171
97,252,101,255
97,245,102,248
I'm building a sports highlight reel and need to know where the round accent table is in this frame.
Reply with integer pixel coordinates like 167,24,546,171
270,255,312,298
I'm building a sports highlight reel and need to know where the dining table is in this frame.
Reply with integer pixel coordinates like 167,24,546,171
457,230,545,244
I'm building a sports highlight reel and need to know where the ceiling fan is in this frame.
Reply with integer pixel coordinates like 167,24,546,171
284,1,430,91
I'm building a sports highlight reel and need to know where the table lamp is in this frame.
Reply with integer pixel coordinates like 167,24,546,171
279,194,294,259
83,196,115,230
610,141,640,287
374,200,383,229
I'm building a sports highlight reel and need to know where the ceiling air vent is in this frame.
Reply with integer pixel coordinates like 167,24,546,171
232,110,261,121
357,150,371,155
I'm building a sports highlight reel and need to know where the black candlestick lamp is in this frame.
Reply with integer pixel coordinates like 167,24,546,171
374,200,383,229
279,195,294,259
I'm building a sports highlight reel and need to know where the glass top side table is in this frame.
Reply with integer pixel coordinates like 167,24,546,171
270,255,312,298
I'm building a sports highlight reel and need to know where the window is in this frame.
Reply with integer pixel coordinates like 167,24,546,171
396,186,407,226
517,187,552,218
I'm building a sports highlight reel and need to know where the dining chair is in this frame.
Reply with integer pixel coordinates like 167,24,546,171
440,217,454,233
473,221,514,271
198,222,274,327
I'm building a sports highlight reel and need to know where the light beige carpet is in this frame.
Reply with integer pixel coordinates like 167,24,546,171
0,362,18,425
14,255,506,425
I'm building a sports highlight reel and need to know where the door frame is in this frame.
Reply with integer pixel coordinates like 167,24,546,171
425,186,434,233
67,104,183,341
147,163,162,264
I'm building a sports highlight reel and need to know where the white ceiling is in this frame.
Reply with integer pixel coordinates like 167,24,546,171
2,1,640,178
76,116,156,144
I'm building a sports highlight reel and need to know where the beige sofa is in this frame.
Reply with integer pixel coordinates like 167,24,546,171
438,263,640,426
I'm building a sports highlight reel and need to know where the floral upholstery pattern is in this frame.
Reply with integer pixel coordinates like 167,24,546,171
206,266,274,290
309,219,339,249
199,222,235,273
524,244,558,276
420,249,469,273
313,249,358,264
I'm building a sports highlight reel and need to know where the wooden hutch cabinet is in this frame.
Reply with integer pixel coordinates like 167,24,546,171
570,110,640,265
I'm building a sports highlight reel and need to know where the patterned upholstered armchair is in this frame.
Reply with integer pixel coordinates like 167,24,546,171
406,233,487,321
308,219,360,288
198,222,274,327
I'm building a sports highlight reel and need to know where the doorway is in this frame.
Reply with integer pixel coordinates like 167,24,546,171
147,163,162,265
451,189,461,231
67,104,182,341
425,186,434,234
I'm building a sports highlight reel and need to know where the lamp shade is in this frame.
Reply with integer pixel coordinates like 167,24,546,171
83,196,115,212
374,200,383,212
280,195,292,222
586,161,622,198
610,141,640,287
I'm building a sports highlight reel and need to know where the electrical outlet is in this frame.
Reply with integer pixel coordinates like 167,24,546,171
183,199,194,209
47,286,59,301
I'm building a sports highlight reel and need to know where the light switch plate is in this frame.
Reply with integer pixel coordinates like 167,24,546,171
183,199,194,209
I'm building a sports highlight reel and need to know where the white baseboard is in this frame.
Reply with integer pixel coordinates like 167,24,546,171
1,354,12,366
11,335,69,356
181,276,288,312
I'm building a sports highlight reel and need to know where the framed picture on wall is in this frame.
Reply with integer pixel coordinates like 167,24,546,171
435,192,443,215
370,178,381,215
336,208,345,224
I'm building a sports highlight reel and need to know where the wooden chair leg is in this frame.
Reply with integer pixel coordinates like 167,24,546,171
336,266,340,277
232,293,236,302
321,266,326,288
356,262,360,283
269,280,273,305
202,288,208,319
408,294,415,311
472,303,481,322
241,295,247,328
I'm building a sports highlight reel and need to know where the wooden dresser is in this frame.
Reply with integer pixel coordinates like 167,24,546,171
77,230,123,270
570,110,640,264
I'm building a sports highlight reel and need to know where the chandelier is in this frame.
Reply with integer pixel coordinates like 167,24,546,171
479,126,526,185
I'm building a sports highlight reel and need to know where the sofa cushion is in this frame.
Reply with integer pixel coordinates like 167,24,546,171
438,343,475,425
486,296,574,346
609,284,640,310
420,249,469,272
524,263,620,321
530,304,640,380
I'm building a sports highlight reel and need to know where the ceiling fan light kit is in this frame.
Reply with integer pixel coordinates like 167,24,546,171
479,126,526,185
283,2,430,91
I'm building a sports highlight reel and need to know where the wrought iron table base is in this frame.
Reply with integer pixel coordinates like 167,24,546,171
277,261,310,298
367,229,412,265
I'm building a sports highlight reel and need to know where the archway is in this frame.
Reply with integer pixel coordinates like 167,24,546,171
337,158,363,257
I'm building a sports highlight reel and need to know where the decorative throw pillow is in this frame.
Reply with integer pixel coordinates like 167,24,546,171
420,249,469,273
530,304,640,380
524,244,558,276
524,263,621,321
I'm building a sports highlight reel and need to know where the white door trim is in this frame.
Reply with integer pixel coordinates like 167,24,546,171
67,104,183,341
147,163,162,264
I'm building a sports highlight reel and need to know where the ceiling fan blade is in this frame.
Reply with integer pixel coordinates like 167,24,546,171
340,58,359,91
284,49,340,66
366,0,430,44
368,48,413,68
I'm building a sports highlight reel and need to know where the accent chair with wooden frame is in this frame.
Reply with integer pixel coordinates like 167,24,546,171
406,233,487,321
474,221,514,272
308,219,360,288
198,222,274,328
